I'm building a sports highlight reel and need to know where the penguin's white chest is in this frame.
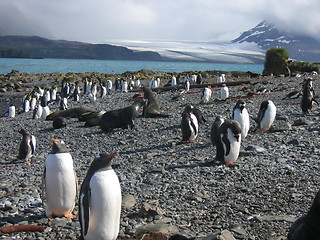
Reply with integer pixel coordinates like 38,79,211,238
45,153,77,217
84,170,121,240
260,104,276,129
188,113,199,140
222,129,241,163
8,106,15,118
220,87,229,99
234,108,250,139
202,88,212,102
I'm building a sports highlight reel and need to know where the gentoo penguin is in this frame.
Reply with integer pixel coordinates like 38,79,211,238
17,129,36,162
100,82,107,98
255,100,276,131
30,96,37,111
79,153,121,240
40,95,51,119
301,78,318,114
210,116,224,147
171,76,177,87
196,73,202,84
43,139,77,219
200,87,212,103
8,105,15,118
134,79,141,89
89,82,97,101
220,84,229,100
216,120,241,165
181,105,199,142
287,188,320,240
233,100,250,140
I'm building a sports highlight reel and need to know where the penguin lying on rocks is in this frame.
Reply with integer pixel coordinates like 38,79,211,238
100,99,145,133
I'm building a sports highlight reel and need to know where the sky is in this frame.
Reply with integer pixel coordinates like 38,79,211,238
0,0,320,43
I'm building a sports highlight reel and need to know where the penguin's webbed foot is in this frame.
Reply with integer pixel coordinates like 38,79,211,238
64,212,76,218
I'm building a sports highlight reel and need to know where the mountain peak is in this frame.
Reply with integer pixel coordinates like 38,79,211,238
232,21,320,62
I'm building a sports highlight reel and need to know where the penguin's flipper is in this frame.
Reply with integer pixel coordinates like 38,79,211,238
80,188,91,237
41,168,46,207
222,132,231,156
312,98,319,105
30,135,36,155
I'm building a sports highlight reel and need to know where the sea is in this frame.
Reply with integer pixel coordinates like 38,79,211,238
0,58,264,75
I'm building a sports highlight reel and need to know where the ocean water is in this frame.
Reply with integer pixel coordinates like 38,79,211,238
0,58,264,75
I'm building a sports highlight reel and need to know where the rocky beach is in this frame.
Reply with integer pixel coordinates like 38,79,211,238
0,70,319,240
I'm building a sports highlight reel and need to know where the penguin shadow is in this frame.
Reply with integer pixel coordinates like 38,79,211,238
0,213,46,227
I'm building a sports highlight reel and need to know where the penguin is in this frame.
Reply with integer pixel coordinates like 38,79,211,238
171,76,177,87
233,100,250,140
301,78,318,114
17,129,36,162
181,105,199,142
89,82,97,101
33,103,42,120
134,79,141,89
282,90,301,100
79,153,121,240
100,82,107,98
196,73,202,84
255,100,277,131
216,120,241,165
60,97,68,110
50,87,57,102
107,80,113,94
40,95,51,119
287,188,320,240
30,96,37,111
8,105,15,118
73,82,81,102
220,84,229,100
210,116,224,147
184,79,190,92
43,139,77,219
23,94,31,113
200,87,212,103
121,80,128,93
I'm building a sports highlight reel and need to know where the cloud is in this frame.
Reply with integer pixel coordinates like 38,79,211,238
0,0,319,42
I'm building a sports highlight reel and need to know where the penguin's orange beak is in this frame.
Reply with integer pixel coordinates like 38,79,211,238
52,138,58,142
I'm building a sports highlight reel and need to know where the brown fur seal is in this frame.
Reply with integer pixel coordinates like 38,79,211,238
100,99,145,133
46,107,98,120
142,87,169,118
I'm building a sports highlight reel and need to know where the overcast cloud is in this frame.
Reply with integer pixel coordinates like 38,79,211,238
0,0,319,43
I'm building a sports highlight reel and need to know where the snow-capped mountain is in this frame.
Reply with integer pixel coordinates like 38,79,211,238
232,21,320,62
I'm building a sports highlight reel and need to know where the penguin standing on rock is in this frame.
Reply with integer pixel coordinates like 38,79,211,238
210,116,224,147
216,120,241,165
79,153,121,240
301,78,318,114
200,87,212,103
255,100,276,131
17,129,36,162
233,100,250,140
220,84,229,100
43,139,77,219
181,105,199,142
